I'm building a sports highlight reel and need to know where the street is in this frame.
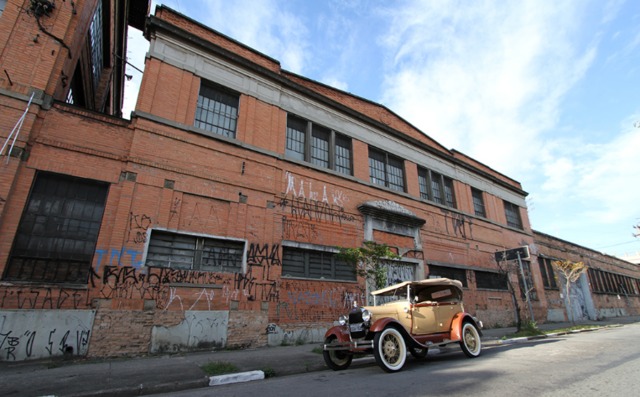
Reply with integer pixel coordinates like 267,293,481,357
160,324,640,397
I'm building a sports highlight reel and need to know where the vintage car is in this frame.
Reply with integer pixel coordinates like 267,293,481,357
323,278,483,372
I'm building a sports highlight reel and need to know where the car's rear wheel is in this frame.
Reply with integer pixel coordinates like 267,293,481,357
373,327,406,372
459,322,482,358
410,346,429,359
323,336,353,370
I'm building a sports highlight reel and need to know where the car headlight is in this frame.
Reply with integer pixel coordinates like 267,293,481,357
362,309,372,322
339,315,347,326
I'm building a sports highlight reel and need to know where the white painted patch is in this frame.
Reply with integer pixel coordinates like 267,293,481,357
209,370,265,386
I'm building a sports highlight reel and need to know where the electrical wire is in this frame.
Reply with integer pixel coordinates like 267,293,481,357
35,14,72,59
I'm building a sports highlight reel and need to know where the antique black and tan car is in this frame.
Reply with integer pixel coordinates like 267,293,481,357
323,278,483,372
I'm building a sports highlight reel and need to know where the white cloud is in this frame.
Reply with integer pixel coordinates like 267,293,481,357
321,77,349,91
200,0,310,73
377,0,597,178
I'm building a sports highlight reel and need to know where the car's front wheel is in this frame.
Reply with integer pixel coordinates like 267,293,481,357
459,322,482,358
410,346,429,359
373,327,407,372
323,336,353,370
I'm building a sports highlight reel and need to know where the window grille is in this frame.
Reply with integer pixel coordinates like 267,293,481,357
368,147,405,192
89,1,104,92
311,125,330,168
538,257,558,289
194,82,239,138
588,268,640,295
145,230,245,273
285,115,306,160
285,113,352,176
282,247,355,281
475,271,508,290
4,172,109,284
427,265,467,287
471,188,485,217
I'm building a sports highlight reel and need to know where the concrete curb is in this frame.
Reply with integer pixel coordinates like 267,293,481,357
66,377,210,397
498,325,616,345
209,370,265,386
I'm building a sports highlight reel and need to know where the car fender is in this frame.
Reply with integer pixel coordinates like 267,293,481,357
369,318,424,348
450,313,484,340
324,325,350,343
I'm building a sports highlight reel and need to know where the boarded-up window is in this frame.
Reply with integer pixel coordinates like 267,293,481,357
4,172,109,284
282,247,355,281
145,230,244,273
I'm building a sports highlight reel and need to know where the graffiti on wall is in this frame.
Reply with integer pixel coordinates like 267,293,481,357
0,311,94,361
282,216,318,240
440,209,474,239
284,172,350,206
275,279,366,322
0,288,91,310
126,212,152,244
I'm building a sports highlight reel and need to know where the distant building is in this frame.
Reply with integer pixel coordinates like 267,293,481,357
534,231,640,321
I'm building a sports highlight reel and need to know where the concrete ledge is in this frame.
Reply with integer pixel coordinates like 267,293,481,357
209,370,265,386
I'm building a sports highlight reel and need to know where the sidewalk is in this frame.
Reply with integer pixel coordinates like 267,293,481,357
2,316,638,397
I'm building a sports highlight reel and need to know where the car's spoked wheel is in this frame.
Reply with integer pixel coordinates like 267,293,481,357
459,322,482,358
410,346,429,359
374,328,406,372
323,336,353,370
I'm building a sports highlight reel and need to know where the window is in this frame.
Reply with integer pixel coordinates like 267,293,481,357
194,82,239,138
89,1,104,92
369,147,405,192
427,265,467,288
145,230,245,273
475,271,508,290
471,188,486,217
588,268,639,295
282,247,355,281
503,200,523,229
538,257,558,289
0,0,7,19
418,168,456,208
285,113,352,175
3,172,109,284
518,261,538,301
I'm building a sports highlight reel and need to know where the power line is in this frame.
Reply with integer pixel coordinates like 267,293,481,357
594,240,639,250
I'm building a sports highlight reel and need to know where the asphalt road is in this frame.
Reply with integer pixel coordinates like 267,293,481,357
160,324,640,397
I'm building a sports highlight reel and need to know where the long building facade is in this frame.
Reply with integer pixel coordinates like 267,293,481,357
1,3,635,362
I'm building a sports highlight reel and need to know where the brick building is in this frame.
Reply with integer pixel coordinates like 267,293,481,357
534,231,640,322
0,3,577,361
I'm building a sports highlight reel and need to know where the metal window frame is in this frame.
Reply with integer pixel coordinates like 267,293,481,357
194,80,240,138
3,171,110,284
142,228,247,273
427,264,468,288
368,146,406,192
503,200,523,229
417,167,456,208
285,113,353,176
471,187,485,217
281,246,355,282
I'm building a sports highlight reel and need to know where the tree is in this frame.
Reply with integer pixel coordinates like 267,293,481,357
552,260,588,325
335,241,401,290
494,253,524,333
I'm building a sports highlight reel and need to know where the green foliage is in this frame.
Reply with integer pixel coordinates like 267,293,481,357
335,241,401,290
201,361,238,376
544,325,600,333
260,366,275,378
280,339,289,347
310,346,323,354
294,336,306,346
505,321,545,338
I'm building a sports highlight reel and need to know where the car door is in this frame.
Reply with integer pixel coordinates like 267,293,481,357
411,303,438,334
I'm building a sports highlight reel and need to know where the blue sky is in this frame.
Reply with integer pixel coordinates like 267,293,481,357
123,0,640,259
